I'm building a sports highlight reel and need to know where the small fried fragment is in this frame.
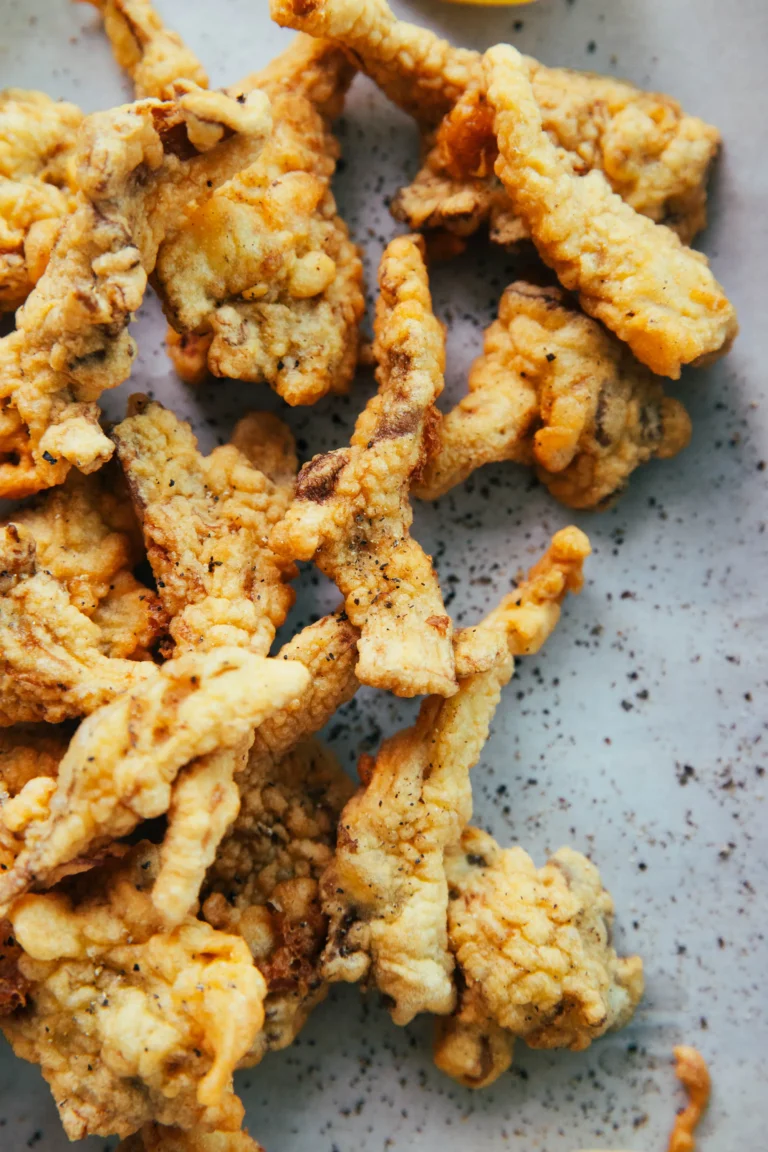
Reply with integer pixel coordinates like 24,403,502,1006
118,1123,265,1151
153,36,363,404
271,235,455,697
0,85,271,498
166,328,213,386
0,646,309,914
320,529,590,1024
416,282,692,509
0,89,83,309
668,1046,711,1152
84,0,209,100
485,45,737,379
273,0,720,244
434,826,644,1088
113,398,296,657
2,843,266,1139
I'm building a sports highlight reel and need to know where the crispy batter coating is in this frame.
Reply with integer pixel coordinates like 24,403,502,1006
485,46,737,380
271,235,455,697
0,86,271,499
320,529,590,1024
84,0,209,100
203,739,354,1065
153,37,363,405
0,646,309,915
0,89,83,309
119,1123,265,1152
668,1046,711,1152
0,522,160,727
272,0,720,245
0,724,70,798
434,826,644,1088
113,398,296,657
2,842,266,1139
166,329,213,385
416,282,692,509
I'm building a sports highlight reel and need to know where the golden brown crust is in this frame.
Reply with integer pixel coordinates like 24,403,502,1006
416,282,692,509
0,86,271,498
668,1046,711,1152
320,531,590,1025
271,235,456,697
113,399,296,657
485,45,737,379
118,1124,265,1152
436,826,644,1088
2,842,266,1139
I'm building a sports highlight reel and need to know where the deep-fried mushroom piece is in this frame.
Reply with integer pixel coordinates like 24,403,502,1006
118,1123,265,1151
0,85,271,498
320,529,590,1024
0,646,309,915
272,235,455,697
668,1046,711,1152
416,282,692,509
0,89,83,309
2,843,266,1139
485,45,737,379
271,0,721,245
113,398,296,658
434,826,643,1088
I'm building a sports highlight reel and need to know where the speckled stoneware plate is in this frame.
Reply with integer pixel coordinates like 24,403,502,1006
1,0,766,1149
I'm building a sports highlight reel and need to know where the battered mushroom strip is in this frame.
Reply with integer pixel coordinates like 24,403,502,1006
154,37,363,404
0,86,271,499
0,646,309,915
415,282,692,510
113,398,296,657
434,826,644,1089
2,842,267,1139
0,523,159,727
271,235,455,697
203,739,354,1066
0,89,82,309
272,0,720,244
485,46,737,380
0,724,71,878
83,0,209,100
320,529,590,1025
118,1123,265,1151
668,1046,711,1152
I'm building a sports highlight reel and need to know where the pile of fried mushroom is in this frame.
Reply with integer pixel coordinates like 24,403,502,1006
0,0,727,1148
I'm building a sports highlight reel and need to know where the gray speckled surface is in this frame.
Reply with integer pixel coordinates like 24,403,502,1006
1,0,767,1148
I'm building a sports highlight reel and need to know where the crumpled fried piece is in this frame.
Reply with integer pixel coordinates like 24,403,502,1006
83,0,209,100
153,36,363,404
434,826,644,1089
203,739,354,1066
668,1046,711,1152
0,89,83,309
118,1123,265,1152
0,522,159,727
485,45,737,380
0,723,70,797
0,645,309,915
416,282,692,509
0,85,271,499
2,842,266,1139
320,529,590,1025
113,398,296,657
271,235,455,697
272,0,720,245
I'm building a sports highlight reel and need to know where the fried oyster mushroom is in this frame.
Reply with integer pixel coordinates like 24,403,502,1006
271,0,721,246
0,84,271,499
272,235,455,698
485,45,737,380
119,1123,265,1151
416,282,692,509
155,37,364,404
0,89,83,309
320,529,590,1025
434,826,644,1089
0,646,309,915
2,842,267,1140
113,398,297,658
201,611,359,1063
